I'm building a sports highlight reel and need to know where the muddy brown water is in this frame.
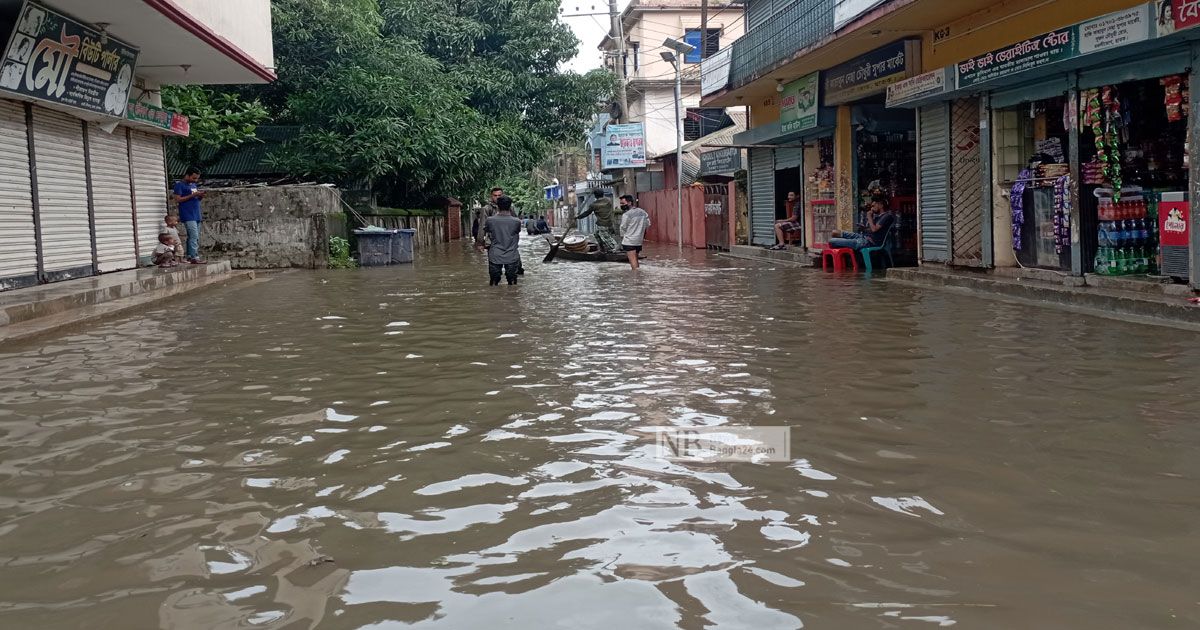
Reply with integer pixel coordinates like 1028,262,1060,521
1,240,1199,629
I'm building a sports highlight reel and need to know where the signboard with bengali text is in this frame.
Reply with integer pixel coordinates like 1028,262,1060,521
126,99,190,136
886,68,949,107
823,40,916,106
955,27,1076,89
0,0,139,117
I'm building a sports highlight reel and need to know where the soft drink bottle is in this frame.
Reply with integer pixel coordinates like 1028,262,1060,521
1117,248,1130,275
1095,248,1111,275
1137,218,1149,245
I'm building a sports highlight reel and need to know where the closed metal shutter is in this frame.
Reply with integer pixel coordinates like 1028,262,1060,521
749,147,775,246
32,106,92,276
0,100,37,289
917,104,950,262
775,147,802,170
88,124,137,272
130,130,168,258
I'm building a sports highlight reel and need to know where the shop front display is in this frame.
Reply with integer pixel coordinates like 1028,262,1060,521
853,105,917,263
805,137,835,248
1000,94,1073,271
1078,77,1187,277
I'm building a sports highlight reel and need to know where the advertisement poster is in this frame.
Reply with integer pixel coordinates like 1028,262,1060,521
1165,0,1200,33
956,27,1076,88
601,123,646,170
0,0,139,117
780,72,819,134
823,40,914,106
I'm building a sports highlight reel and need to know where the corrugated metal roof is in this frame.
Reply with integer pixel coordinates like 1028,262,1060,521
167,125,299,177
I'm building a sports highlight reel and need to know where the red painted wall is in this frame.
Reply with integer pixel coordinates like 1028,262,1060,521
639,187,706,249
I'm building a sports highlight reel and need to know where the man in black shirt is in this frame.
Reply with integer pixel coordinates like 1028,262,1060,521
829,198,895,250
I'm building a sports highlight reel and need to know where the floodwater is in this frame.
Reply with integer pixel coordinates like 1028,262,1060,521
1,239,1199,629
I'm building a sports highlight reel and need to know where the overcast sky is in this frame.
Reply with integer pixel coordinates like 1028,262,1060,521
560,0,629,74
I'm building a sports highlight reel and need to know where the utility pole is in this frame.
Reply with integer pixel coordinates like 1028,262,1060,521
608,0,632,196
700,0,708,60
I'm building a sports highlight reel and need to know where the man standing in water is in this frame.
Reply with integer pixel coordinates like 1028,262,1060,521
576,189,620,253
475,186,524,275
484,196,523,286
618,195,650,270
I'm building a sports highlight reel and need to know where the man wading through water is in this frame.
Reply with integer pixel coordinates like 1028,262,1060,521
576,189,621,253
475,186,524,274
484,196,523,286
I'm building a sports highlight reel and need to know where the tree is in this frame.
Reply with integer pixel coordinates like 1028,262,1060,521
161,86,268,171
258,0,612,205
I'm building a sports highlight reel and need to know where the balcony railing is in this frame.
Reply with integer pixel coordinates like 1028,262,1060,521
729,0,835,90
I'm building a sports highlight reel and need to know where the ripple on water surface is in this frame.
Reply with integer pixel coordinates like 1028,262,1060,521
1,242,1199,628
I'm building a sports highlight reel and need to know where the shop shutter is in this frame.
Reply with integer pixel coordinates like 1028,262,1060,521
749,147,775,246
775,147,802,170
917,103,950,262
32,106,92,277
1077,49,1191,89
950,97,985,267
130,130,168,258
88,124,137,272
991,77,1070,109
0,100,37,289
746,0,773,30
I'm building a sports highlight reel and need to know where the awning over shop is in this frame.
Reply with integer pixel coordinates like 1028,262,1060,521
45,0,275,84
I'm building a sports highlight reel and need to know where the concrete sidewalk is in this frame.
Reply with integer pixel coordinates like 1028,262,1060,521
0,262,253,344
721,245,1200,329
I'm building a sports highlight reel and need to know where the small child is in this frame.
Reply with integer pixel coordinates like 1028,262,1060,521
161,214,185,259
152,233,177,268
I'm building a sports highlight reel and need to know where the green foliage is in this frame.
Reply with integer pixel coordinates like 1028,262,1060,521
161,86,268,170
327,236,356,268
490,176,544,216
253,0,612,205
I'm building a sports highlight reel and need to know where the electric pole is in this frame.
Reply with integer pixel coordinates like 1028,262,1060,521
608,0,632,196
700,0,708,60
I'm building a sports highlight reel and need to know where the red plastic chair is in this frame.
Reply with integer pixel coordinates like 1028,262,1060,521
820,247,858,271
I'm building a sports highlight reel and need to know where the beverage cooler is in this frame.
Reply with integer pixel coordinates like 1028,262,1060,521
1158,192,1190,280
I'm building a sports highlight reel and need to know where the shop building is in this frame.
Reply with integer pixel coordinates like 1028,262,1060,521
0,0,274,292
888,0,1199,288
703,0,1200,288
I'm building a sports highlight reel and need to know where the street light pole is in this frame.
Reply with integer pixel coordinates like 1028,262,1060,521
673,60,684,251
661,37,694,252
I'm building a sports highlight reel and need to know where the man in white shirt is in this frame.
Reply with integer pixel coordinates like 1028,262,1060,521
618,194,650,270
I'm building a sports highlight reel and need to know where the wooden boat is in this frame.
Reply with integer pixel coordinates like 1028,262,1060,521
542,233,642,263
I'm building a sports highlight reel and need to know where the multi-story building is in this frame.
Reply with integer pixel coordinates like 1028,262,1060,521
600,0,744,165
0,0,274,291
703,0,1200,290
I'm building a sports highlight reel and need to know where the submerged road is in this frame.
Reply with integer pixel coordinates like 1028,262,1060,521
1,239,1198,628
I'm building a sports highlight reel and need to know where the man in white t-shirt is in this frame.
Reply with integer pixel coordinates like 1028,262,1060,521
618,194,650,270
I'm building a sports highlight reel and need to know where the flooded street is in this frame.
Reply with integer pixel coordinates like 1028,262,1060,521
2,239,1199,629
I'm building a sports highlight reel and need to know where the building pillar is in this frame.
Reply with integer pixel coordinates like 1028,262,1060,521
445,198,462,241
834,105,855,231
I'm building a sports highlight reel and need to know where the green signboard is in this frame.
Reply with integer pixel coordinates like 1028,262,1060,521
780,72,819,135
956,27,1076,88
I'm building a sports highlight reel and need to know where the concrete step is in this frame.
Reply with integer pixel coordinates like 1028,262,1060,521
0,262,251,345
887,267,1200,328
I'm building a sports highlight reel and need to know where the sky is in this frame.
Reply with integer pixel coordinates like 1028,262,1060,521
559,0,629,74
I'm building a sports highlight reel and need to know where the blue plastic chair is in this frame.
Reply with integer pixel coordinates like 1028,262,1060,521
859,223,897,273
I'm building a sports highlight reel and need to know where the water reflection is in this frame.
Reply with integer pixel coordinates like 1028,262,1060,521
0,240,1199,628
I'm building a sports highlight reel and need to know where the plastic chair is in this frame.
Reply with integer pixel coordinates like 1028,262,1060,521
821,247,858,271
859,224,897,273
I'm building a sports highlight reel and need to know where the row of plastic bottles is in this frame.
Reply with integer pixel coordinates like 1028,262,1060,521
1097,219,1158,248
1094,247,1158,276
1097,201,1148,221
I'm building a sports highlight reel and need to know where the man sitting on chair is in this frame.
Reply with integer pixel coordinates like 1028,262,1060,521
829,197,895,250
769,191,802,250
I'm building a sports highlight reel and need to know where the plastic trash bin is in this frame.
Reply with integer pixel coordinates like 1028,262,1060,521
392,228,416,263
353,229,396,267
